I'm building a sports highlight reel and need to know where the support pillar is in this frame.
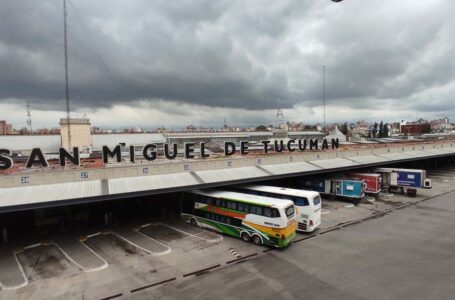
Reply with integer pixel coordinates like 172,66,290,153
2,228,7,243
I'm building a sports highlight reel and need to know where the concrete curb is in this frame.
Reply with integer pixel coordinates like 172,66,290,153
0,252,29,291
156,223,223,243
133,230,172,256
54,241,109,273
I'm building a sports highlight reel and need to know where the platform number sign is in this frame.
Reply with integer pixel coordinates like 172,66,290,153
21,176,30,184
80,172,89,179
227,161,232,167
143,167,149,174
183,164,190,171
289,156,293,162
257,158,262,165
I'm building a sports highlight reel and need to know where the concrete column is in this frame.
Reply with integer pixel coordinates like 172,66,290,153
104,212,109,227
2,228,7,243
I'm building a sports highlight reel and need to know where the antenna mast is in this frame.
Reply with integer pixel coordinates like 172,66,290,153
275,109,284,129
323,65,326,134
63,0,72,149
26,101,32,134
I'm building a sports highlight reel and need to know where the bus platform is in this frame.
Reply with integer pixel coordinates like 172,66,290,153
0,246,27,290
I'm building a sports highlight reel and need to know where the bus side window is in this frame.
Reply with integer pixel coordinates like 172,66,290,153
250,206,263,216
227,201,237,210
295,197,309,206
271,208,281,218
263,207,272,217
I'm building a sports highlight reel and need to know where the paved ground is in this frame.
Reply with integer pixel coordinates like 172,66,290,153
138,190,455,300
17,244,79,283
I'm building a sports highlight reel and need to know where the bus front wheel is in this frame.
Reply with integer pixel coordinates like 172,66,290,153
241,232,251,242
252,235,262,246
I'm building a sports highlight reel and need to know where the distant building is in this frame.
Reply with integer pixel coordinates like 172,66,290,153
430,117,452,133
400,123,431,135
0,120,13,135
59,118,92,151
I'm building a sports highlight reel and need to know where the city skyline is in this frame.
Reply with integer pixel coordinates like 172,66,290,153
0,0,454,129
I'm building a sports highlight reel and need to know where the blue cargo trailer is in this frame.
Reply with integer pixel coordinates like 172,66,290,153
373,168,432,190
300,178,365,203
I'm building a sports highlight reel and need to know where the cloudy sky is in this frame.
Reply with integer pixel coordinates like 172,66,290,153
0,0,454,130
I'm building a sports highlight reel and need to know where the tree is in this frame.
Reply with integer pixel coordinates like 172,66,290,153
378,121,384,138
373,122,378,138
340,122,348,135
256,125,267,131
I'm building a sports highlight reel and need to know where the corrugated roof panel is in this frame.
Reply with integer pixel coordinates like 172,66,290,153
423,148,455,155
0,180,101,208
377,152,415,160
109,173,198,194
308,158,359,169
347,155,391,164
195,167,268,183
260,162,321,175
404,150,436,158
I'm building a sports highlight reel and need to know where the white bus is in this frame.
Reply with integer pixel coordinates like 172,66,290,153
233,185,322,233
181,190,296,248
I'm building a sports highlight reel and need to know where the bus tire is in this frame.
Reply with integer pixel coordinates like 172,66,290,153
252,234,262,246
190,218,198,227
241,232,251,242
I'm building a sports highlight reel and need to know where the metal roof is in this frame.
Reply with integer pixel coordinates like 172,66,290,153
308,158,359,169
376,152,415,160
347,155,391,164
92,133,166,149
166,132,272,138
1,141,455,212
239,184,320,198
404,150,435,158
0,180,101,208
287,131,324,136
259,161,321,175
195,166,268,183
423,148,455,155
0,135,60,152
109,173,198,194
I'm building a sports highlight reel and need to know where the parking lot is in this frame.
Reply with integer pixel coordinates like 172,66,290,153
1,164,454,299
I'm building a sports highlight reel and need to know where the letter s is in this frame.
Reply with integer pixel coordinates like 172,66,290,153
0,149,13,170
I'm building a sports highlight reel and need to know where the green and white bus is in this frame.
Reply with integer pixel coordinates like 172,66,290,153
181,190,297,248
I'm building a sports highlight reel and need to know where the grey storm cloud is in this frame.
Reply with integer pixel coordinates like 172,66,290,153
0,0,454,114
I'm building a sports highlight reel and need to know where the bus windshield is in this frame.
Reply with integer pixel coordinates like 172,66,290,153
295,197,309,206
312,195,321,205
